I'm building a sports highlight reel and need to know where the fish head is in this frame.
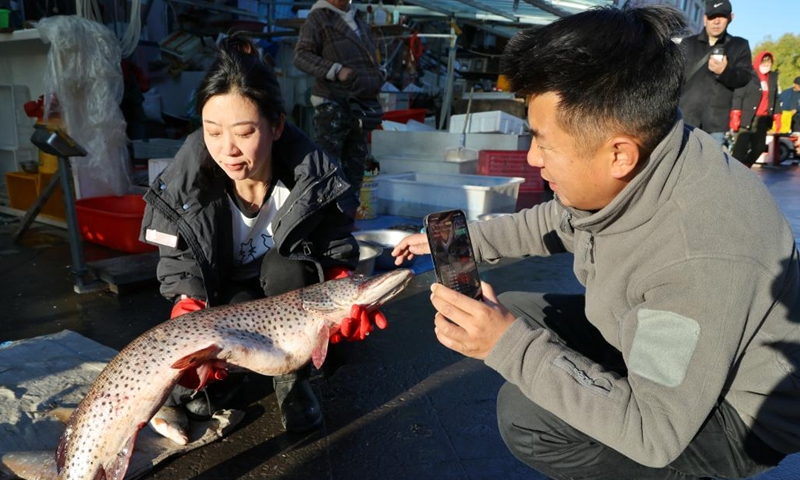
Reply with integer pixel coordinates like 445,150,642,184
301,269,414,321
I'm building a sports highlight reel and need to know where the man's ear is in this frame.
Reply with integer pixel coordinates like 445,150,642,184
607,136,641,180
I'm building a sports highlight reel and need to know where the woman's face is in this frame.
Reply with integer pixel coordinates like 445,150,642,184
202,92,284,183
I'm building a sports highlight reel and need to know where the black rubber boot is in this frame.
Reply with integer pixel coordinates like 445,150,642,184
182,372,250,421
273,365,323,433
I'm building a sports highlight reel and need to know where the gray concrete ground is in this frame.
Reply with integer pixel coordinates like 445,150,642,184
1,164,800,479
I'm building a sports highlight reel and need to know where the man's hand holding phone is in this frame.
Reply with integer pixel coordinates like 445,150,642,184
430,281,516,360
422,209,483,300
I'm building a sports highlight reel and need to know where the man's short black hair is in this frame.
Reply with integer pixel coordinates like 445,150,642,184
501,6,687,157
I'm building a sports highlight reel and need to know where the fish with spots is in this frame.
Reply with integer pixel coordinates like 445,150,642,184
1,269,414,480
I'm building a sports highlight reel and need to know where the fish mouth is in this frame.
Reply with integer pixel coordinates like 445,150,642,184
357,269,414,310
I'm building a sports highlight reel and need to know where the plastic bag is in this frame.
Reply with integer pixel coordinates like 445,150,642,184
37,16,132,198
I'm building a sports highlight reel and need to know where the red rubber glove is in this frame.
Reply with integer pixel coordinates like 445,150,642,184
729,110,742,132
331,304,389,343
324,266,353,281
324,267,389,343
773,113,782,133
170,296,206,318
170,297,228,390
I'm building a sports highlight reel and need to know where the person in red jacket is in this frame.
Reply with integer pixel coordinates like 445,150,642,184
730,51,781,167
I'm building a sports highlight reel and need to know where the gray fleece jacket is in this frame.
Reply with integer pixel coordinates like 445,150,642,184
473,119,800,467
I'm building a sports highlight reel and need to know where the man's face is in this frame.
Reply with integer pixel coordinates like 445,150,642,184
525,93,622,211
703,14,731,40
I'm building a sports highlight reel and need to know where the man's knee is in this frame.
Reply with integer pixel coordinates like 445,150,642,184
497,382,592,470
496,381,547,459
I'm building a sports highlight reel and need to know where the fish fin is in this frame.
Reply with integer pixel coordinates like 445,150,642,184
172,345,226,391
194,359,229,391
56,430,67,473
171,344,221,370
103,426,141,480
312,324,331,369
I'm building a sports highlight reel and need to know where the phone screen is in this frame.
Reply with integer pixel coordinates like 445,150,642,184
424,209,482,300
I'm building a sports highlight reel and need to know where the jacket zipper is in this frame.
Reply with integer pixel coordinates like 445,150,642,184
584,234,595,264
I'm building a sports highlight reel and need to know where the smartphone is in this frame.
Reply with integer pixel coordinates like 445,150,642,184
710,46,724,63
423,209,482,300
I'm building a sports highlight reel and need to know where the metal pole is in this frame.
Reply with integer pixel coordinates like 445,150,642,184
438,27,457,131
56,155,92,291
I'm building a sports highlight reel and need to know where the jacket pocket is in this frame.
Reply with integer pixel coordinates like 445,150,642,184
553,355,613,397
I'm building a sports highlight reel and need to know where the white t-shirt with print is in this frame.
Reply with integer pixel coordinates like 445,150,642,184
229,180,290,280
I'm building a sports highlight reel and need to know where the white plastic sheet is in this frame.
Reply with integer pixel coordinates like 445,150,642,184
37,16,132,198
0,330,243,480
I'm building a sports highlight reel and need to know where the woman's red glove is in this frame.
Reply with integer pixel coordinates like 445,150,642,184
330,304,389,343
324,267,388,343
170,296,206,318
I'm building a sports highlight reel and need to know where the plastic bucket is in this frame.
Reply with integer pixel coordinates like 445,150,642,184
356,176,379,220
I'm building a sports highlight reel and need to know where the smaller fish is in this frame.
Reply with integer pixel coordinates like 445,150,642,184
148,406,189,446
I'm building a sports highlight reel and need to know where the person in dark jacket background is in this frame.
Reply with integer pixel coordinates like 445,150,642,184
293,0,384,204
141,34,385,435
678,0,752,145
779,76,800,133
731,51,781,167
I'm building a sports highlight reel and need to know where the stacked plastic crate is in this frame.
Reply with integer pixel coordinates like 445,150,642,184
477,150,547,210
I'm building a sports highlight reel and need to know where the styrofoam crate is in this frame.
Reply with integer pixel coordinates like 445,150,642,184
478,150,544,192
148,157,174,184
375,172,524,220
375,155,477,175
132,138,183,160
448,110,527,135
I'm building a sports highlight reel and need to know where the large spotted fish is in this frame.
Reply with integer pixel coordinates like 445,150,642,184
2,269,414,480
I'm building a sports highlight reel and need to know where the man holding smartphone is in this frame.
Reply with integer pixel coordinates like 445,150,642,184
393,5,800,480
678,0,752,145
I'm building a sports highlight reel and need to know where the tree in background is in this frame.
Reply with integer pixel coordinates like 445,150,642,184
754,33,800,91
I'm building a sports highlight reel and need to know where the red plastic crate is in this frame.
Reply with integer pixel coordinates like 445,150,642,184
382,108,427,124
75,195,157,254
478,150,544,193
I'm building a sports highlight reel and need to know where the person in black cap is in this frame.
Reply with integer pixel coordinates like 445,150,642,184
679,0,753,146
779,76,800,133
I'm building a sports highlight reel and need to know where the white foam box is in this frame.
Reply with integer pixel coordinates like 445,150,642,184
148,157,174,184
375,172,524,220
371,130,532,159
133,139,183,161
448,110,527,135
376,155,477,175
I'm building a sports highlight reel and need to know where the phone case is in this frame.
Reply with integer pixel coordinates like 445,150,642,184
424,209,482,299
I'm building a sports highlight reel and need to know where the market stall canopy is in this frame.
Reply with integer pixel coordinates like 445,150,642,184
397,0,613,23
354,0,615,38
